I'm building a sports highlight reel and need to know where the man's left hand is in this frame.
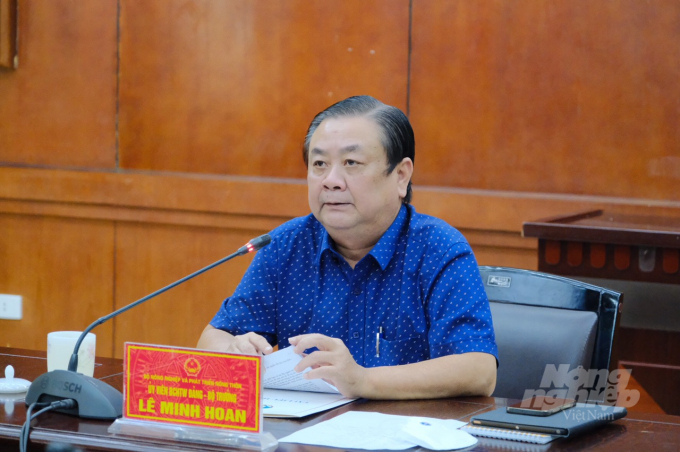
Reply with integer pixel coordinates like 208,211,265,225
288,333,367,398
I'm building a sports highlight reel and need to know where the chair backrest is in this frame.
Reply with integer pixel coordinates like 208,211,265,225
479,266,623,400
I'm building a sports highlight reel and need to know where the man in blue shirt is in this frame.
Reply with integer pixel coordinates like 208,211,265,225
198,96,497,399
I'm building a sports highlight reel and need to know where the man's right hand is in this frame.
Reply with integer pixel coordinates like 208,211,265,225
197,324,273,355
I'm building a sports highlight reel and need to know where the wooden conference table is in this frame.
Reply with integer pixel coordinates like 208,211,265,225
2,347,680,451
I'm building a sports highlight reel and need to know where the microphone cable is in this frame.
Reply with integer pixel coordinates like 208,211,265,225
20,399,77,452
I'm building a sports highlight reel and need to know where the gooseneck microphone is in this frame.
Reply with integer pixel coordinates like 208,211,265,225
66,233,272,374
25,234,271,420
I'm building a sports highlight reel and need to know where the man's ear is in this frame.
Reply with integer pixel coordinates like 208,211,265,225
396,158,414,199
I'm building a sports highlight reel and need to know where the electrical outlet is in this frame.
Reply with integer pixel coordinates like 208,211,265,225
0,294,22,320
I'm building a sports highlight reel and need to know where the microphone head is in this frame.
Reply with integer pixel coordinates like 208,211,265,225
244,234,272,253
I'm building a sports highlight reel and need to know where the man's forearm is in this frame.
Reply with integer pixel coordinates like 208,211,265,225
197,324,237,351
359,352,496,400
197,324,274,355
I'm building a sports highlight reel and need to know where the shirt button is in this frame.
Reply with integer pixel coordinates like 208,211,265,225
353,332,360,338
353,287,362,295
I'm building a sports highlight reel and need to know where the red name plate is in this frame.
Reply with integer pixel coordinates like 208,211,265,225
123,343,262,433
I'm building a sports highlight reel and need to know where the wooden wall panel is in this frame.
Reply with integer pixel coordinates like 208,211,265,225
112,222,262,358
472,245,538,270
460,228,538,270
0,0,117,168
118,0,409,178
0,214,114,355
410,0,680,201
4,167,678,235
0,167,310,219
0,0,18,69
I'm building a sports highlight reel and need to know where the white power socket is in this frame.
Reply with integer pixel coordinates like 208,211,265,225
0,294,22,320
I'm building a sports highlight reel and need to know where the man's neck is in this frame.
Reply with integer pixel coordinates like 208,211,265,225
334,242,374,269
328,205,402,269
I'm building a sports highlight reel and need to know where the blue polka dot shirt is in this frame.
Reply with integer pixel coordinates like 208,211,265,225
211,204,498,367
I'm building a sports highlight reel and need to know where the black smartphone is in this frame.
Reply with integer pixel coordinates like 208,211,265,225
506,396,576,416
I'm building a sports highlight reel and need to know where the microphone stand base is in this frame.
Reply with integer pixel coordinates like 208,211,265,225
25,370,123,420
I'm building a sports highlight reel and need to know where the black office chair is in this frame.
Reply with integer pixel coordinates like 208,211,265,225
479,266,623,400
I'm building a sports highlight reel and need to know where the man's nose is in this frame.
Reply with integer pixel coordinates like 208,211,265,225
322,165,346,190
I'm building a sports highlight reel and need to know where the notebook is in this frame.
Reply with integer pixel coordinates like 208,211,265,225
460,424,556,445
464,403,627,444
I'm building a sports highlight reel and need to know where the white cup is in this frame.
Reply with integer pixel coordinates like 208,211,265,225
47,331,96,377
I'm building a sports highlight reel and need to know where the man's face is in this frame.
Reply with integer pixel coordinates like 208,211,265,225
307,116,411,242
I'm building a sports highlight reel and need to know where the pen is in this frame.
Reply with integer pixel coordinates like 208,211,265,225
375,326,383,358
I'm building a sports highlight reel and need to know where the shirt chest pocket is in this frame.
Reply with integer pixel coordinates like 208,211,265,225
377,333,428,366
386,294,428,342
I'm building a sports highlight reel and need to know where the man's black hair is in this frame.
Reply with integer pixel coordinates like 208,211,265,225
302,95,415,204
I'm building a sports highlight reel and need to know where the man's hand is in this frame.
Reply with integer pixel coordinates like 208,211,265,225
289,333,367,398
290,333,496,400
197,325,273,355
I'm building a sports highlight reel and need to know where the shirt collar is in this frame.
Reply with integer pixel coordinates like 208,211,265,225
367,204,408,270
315,204,409,271
316,227,335,266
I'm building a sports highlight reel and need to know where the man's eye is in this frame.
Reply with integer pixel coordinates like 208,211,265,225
312,161,326,167
346,160,358,166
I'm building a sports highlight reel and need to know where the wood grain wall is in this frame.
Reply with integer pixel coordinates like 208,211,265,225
1,0,678,359
410,0,680,200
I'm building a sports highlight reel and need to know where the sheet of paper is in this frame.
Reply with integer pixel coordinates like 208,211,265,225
263,345,339,393
262,388,355,418
279,411,476,450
